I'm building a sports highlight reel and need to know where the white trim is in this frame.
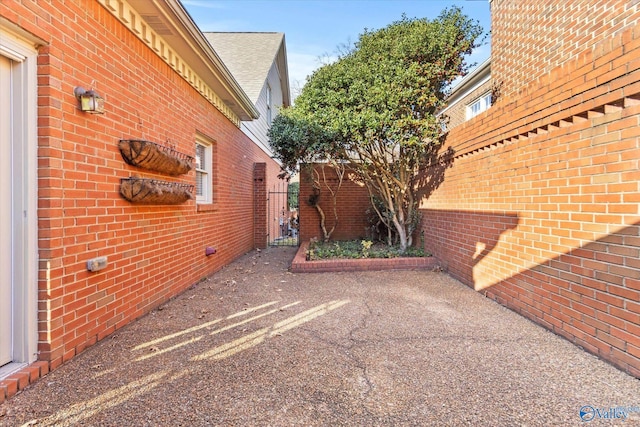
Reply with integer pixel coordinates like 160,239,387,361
0,362,27,380
266,83,272,125
440,74,491,117
195,136,213,204
466,92,493,120
449,58,491,98
239,122,278,160
97,0,259,127
0,44,26,61
0,25,39,371
440,58,491,117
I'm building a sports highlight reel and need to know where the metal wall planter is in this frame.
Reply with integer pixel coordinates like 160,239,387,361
118,139,194,176
120,178,194,205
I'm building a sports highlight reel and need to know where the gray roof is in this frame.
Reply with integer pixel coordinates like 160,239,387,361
204,32,289,105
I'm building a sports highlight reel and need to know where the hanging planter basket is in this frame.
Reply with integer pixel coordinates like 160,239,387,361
118,139,194,176
120,178,194,205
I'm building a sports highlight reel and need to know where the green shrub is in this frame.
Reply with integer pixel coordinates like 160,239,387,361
306,240,429,261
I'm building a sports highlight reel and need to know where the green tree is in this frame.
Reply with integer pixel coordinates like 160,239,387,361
269,113,347,242
269,8,483,252
287,181,299,209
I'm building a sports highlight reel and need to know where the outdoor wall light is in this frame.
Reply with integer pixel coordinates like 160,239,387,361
74,86,105,114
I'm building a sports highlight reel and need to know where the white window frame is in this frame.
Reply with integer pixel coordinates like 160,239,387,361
195,136,213,204
266,83,272,125
0,24,40,376
466,92,492,120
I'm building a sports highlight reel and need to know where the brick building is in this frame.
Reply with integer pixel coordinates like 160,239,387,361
204,32,291,247
422,0,640,377
0,0,286,399
440,59,492,131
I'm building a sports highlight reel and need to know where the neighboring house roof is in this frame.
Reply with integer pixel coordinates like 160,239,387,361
440,58,491,115
437,58,491,131
204,32,291,108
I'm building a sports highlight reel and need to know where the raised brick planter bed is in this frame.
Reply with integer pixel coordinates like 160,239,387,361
291,241,440,273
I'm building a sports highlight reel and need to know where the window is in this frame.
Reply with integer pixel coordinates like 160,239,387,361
266,83,272,124
466,92,492,120
195,137,212,203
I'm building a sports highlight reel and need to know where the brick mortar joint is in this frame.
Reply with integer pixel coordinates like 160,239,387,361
0,359,52,400
451,88,640,160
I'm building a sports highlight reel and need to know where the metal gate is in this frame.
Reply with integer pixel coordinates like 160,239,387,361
267,181,299,246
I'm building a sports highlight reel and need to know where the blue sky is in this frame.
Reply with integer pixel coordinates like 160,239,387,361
182,0,491,97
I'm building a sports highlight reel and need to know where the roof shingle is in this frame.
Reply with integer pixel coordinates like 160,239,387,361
204,32,285,104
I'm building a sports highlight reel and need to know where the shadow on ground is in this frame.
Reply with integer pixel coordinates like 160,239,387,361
1,247,638,426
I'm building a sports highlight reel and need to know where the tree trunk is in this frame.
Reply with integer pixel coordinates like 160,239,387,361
392,216,408,253
314,204,332,242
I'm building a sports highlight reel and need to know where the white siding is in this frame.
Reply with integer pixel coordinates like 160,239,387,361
241,61,284,156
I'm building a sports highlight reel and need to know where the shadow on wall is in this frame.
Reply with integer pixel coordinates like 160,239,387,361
421,209,520,288
298,142,456,243
414,146,456,203
482,221,640,376
422,210,640,376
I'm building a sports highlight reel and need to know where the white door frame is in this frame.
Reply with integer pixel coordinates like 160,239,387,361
0,19,40,376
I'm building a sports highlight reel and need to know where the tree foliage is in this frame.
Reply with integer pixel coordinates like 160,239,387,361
269,8,483,252
287,181,299,209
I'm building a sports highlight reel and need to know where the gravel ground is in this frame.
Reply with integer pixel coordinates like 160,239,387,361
1,247,638,426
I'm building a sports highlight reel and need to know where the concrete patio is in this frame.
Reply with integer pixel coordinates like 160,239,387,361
0,247,638,426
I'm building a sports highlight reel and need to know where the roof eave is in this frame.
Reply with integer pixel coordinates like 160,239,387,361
128,0,259,120
448,58,492,100
277,34,292,107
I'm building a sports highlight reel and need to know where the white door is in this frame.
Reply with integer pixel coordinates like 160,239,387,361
0,53,13,366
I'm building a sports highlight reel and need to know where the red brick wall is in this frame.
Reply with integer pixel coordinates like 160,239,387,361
254,163,268,249
491,0,640,99
1,0,281,370
299,164,372,242
445,79,493,130
422,1,640,377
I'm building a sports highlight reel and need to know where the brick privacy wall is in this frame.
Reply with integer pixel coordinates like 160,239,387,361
491,0,640,99
421,2,640,377
445,79,493,130
299,164,372,243
0,1,282,372
254,163,268,249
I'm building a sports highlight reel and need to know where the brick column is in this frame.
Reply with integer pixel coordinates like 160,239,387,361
253,163,267,249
